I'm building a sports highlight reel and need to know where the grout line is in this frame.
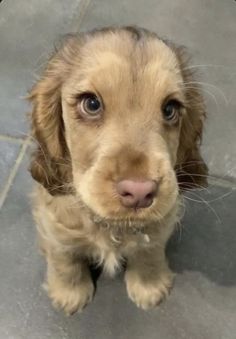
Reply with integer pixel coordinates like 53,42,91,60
0,136,31,209
208,177,236,189
74,0,92,31
0,134,26,144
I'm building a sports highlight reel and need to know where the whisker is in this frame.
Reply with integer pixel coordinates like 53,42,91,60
181,64,235,72
177,160,206,165
183,81,228,105
178,181,210,193
183,85,220,109
177,171,223,181
184,191,222,224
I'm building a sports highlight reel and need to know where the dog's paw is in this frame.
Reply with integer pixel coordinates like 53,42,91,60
45,279,94,315
125,270,174,310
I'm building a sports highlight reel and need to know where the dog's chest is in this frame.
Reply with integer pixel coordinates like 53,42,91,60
90,227,151,277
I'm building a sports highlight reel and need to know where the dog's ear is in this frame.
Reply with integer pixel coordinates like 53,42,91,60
28,35,78,195
173,47,208,190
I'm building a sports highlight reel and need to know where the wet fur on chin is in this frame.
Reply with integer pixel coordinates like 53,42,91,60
28,26,207,313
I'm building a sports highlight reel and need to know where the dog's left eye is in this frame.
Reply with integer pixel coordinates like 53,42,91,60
162,99,182,122
79,93,103,118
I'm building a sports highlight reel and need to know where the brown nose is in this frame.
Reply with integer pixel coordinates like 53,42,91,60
116,180,157,209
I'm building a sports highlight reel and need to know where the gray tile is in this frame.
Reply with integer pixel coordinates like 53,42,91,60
0,0,85,138
0,155,235,339
80,0,236,179
0,140,21,193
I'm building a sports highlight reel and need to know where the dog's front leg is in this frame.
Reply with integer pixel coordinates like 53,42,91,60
44,250,94,315
125,245,174,310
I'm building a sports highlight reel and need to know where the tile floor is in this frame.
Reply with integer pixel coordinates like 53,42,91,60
0,1,236,338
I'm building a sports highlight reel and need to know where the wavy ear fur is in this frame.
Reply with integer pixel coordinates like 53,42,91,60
173,46,208,190
28,36,79,195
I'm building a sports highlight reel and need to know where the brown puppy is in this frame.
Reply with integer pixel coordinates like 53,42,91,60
28,26,207,314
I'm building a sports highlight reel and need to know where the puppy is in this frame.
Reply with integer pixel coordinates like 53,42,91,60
28,26,207,314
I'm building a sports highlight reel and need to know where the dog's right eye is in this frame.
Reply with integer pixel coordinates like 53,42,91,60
78,93,103,119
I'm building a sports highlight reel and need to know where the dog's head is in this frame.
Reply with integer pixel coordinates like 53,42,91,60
29,27,207,226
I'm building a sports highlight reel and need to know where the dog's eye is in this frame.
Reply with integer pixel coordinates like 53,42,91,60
162,99,182,122
79,93,103,118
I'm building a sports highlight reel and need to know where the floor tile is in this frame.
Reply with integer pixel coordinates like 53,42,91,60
0,0,85,138
0,140,21,194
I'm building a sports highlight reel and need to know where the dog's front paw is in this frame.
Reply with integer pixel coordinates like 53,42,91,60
45,279,94,315
125,269,174,310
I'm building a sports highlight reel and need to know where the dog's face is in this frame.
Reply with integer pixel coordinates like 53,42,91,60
62,32,183,223
29,27,208,226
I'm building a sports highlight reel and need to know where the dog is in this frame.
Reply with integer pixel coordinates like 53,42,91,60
28,26,208,315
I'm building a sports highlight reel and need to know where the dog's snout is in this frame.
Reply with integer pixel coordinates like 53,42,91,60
116,180,157,209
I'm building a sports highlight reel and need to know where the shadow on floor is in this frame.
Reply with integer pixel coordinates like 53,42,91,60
167,186,236,286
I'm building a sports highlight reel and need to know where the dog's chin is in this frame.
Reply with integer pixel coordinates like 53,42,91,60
94,215,157,228
82,204,163,229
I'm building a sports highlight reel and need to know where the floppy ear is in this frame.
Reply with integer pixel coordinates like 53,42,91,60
174,47,208,190
28,36,78,195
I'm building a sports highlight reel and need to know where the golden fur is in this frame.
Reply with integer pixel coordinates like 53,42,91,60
28,27,207,314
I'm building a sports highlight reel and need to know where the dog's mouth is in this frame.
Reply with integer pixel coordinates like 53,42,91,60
86,206,161,231
93,215,154,228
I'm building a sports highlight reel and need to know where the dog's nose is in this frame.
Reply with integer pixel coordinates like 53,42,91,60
116,180,157,209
